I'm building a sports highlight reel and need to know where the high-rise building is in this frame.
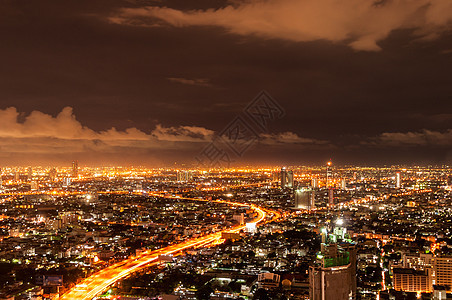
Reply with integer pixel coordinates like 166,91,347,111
393,268,431,293
310,190,316,210
341,178,346,190
72,161,78,178
393,254,452,293
176,170,193,182
433,286,448,300
311,177,319,189
15,170,20,181
396,172,401,188
328,188,334,207
402,252,433,270
286,170,294,188
294,187,314,210
432,256,452,292
309,227,356,300
326,161,332,188
63,177,72,187
280,168,294,189
280,168,286,188
27,167,33,181
176,171,183,182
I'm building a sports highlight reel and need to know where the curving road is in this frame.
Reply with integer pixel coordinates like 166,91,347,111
60,197,273,300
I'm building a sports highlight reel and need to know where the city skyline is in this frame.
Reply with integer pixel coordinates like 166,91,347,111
1,2,452,297
0,1,451,166
0,165,451,299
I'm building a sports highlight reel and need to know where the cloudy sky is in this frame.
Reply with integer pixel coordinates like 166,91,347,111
0,0,451,166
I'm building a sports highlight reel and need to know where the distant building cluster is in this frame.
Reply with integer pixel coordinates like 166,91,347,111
176,170,194,182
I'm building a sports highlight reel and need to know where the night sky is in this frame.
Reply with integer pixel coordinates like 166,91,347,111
1,0,451,166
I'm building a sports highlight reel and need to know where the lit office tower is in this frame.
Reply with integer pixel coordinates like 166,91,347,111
328,188,334,207
176,171,183,182
280,168,287,188
294,187,314,210
15,170,20,181
280,168,294,188
393,268,431,293
433,286,448,300
326,161,332,188
431,256,452,292
63,177,72,187
27,167,32,181
309,227,357,300
396,172,401,188
341,178,346,190
176,170,193,182
72,161,78,178
311,177,319,189
286,170,294,188
187,171,193,181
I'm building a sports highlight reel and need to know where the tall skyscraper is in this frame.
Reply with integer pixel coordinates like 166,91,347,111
396,172,401,188
176,171,183,182
280,168,294,189
311,190,316,209
286,170,294,188
27,167,33,181
309,227,356,300
280,168,286,188
176,170,193,182
311,177,319,189
326,161,332,188
294,187,314,210
72,161,78,178
328,188,334,207
341,178,346,190
431,256,452,292
63,177,72,187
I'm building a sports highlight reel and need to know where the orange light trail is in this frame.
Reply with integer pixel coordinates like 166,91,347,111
60,195,275,300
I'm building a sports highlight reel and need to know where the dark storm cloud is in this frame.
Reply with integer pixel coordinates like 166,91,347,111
0,0,451,165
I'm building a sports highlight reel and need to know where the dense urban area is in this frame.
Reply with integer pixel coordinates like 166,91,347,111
0,163,451,300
